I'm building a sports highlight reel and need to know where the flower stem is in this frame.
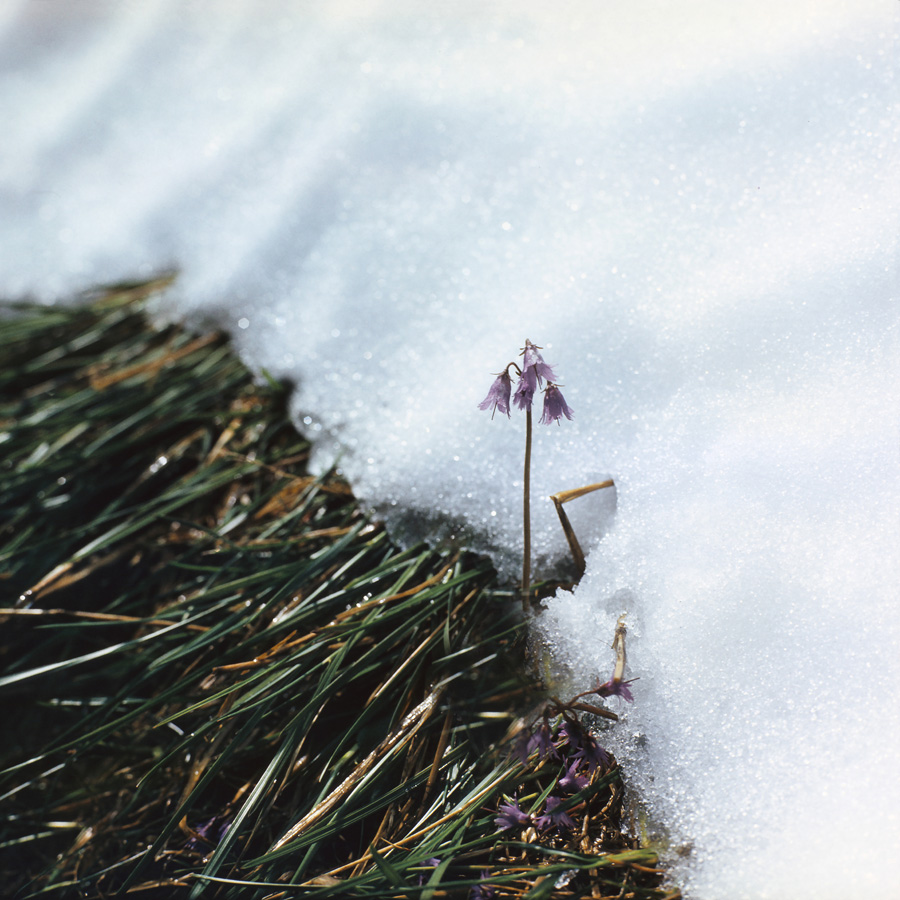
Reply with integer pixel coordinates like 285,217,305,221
522,406,532,609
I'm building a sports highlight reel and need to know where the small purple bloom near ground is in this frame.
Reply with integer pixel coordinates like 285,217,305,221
559,758,590,793
573,734,611,774
470,872,497,899
535,796,575,832
495,797,531,831
595,676,635,702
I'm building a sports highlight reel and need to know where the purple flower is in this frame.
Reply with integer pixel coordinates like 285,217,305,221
513,722,557,763
478,370,512,418
526,721,558,761
539,383,574,425
416,858,442,886
535,796,575,832
595,677,635,703
513,729,532,765
558,759,589,793
512,373,535,410
521,340,557,388
185,816,230,851
470,872,497,900
482,340,564,415
494,797,531,831
572,734,610,774
558,718,585,752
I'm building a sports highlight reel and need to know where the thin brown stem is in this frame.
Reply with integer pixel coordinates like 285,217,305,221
522,406,532,609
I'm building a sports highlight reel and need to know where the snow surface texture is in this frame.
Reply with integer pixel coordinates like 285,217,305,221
2,2,898,897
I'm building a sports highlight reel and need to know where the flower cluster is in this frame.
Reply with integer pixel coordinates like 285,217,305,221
497,715,616,837
495,625,639,840
514,714,611,772
494,794,575,834
485,623,638,894
478,339,573,424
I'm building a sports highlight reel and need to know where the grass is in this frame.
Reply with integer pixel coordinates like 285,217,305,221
0,281,678,899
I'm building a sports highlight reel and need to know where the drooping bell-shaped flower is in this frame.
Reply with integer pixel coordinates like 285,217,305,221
521,339,557,388
512,373,535,411
481,340,564,416
539,383,574,425
478,370,512,418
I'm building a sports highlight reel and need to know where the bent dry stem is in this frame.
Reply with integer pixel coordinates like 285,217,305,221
550,479,616,579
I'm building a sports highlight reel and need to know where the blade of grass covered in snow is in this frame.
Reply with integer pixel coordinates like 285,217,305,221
0,283,676,899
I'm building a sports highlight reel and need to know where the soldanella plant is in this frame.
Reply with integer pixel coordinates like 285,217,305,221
479,339,573,606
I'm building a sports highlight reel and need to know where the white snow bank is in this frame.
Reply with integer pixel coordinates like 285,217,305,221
2,3,898,897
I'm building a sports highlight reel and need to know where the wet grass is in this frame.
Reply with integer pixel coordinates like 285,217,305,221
0,281,678,899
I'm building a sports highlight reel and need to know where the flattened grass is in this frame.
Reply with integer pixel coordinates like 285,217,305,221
0,283,676,899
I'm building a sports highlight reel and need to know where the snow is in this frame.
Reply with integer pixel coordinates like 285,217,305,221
2,2,898,897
